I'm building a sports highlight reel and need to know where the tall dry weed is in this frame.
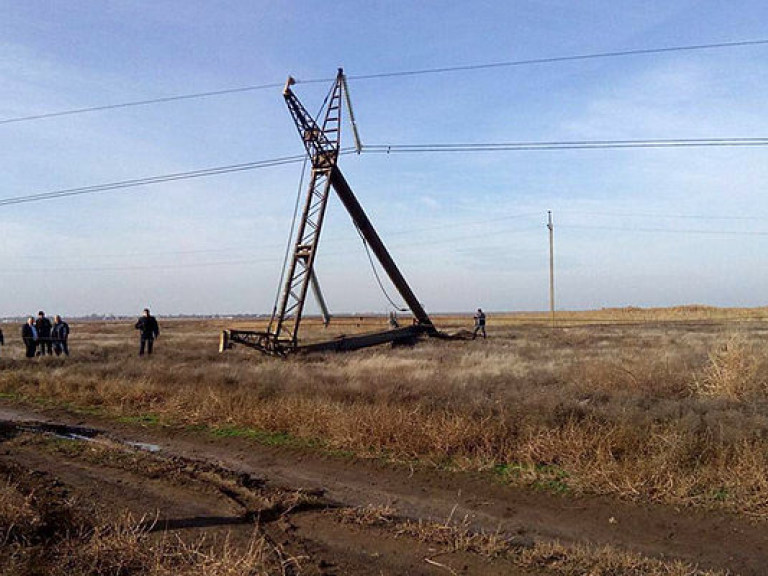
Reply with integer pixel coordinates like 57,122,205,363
53,520,280,576
693,336,764,400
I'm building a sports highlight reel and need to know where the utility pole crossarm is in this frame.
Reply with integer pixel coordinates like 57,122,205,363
283,72,340,166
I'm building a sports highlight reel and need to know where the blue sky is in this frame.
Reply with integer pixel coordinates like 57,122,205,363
2,1,768,316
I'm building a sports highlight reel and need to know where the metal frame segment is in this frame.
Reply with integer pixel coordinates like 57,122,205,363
272,70,344,345
222,68,437,356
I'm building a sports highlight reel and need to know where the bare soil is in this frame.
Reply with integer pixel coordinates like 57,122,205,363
1,401,764,575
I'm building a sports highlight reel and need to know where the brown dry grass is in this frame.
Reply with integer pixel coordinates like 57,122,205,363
0,459,295,576
338,505,724,576
692,335,765,400
3,311,768,518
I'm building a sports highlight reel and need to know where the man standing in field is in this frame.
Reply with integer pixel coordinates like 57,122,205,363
21,317,38,358
36,311,53,356
473,308,487,340
135,308,160,356
52,315,70,357
0,326,4,356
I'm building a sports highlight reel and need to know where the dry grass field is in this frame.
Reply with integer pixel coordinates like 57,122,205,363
2,307,768,574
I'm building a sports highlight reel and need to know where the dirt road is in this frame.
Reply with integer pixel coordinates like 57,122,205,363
1,401,764,575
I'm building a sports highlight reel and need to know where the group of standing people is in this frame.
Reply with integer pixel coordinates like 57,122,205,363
21,311,70,358
12,308,158,359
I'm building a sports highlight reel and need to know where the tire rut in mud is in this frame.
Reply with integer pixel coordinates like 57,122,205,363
0,422,533,575
0,410,747,575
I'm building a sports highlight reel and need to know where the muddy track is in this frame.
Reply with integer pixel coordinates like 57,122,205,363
1,421,530,575
1,402,765,574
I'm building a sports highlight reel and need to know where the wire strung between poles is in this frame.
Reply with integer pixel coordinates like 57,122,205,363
269,155,309,333
355,225,408,313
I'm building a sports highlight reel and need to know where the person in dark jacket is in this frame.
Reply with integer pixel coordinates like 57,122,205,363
52,315,70,357
135,308,160,356
36,311,53,356
22,317,38,358
472,308,487,340
0,327,4,357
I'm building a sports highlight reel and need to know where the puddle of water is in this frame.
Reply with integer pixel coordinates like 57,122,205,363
1,419,161,454
127,441,161,453
67,433,97,442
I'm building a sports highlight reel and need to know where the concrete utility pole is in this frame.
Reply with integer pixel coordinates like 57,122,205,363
547,210,555,328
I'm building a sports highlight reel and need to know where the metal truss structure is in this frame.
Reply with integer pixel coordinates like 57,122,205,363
221,69,437,356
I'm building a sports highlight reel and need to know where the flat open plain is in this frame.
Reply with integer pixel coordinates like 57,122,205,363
2,309,768,575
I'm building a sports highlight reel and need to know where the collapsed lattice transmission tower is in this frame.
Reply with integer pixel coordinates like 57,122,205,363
221,68,438,356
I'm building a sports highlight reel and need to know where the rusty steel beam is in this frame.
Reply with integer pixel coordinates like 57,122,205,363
309,269,331,327
329,168,435,331
297,325,429,353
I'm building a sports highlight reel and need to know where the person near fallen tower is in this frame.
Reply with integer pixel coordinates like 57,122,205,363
36,311,53,355
22,317,38,358
473,308,487,340
52,315,70,357
135,308,160,356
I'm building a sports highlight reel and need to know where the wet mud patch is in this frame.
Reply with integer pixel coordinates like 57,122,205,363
0,410,743,575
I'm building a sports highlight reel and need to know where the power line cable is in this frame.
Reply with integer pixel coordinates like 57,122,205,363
363,137,768,153
0,82,284,125
0,149,356,207
269,155,308,331
3,218,767,275
563,209,768,221
346,39,768,81
0,222,542,274
0,211,543,266
354,225,407,312
0,155,302,206
382,211,541,236
4,134,766,212
559,224,768,237
3,39,767,126
0,256,281,274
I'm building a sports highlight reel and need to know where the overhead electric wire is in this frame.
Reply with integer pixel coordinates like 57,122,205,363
363,137,768,153
0,149,356,207
14,134,768,211
3,38,768,126
346,38,768,81
4,216,768,275
4,132,766,213
0,81,283,125
1,211,543,267
0,155,302,206
559,224,768,237
564,209,768,221
0,257,282,274
0,220,542,274
269,155,309,331
383,211,541,236
354,226,407,312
